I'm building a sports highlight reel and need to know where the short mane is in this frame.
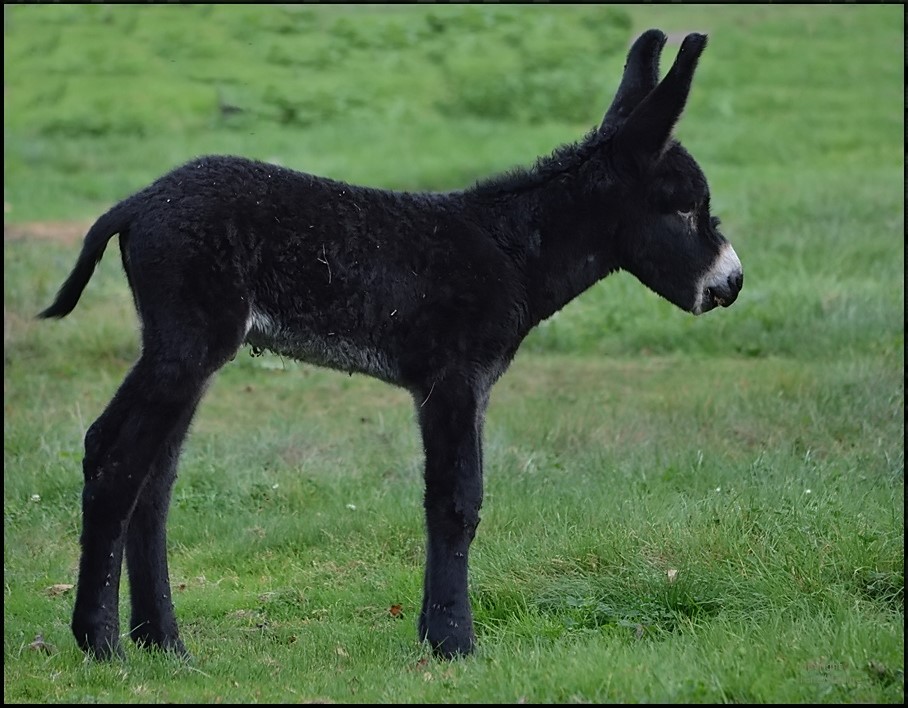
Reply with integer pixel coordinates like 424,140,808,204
470,126,612,197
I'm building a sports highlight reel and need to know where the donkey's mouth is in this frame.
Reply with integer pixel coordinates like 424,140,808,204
692,292,717,315
708,287,729,308
692,281,741,316
703,278,741,311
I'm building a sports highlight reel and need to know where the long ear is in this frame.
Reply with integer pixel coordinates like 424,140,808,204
615,33,708,162
600,29,668,132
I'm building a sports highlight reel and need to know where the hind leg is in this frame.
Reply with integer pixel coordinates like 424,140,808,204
71,356,212,659
125,398,201,656
71,233,251,659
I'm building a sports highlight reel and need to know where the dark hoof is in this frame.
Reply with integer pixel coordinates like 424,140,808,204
131,629,189,659
430,632,476,659
419,608,476,659
73,628,125,661
73,609,123,660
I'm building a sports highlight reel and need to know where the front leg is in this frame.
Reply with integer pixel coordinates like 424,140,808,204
416,379,486,658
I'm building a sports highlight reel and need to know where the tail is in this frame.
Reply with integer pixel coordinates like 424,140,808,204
37,201,133,319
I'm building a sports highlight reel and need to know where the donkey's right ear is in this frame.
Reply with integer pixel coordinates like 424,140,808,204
600,29,668,133
613,33,708,165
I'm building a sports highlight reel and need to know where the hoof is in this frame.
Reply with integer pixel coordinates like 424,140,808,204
130,630,189,659
430,632,476,659
73,630,125,661
73,613,124,660
419,607,476,659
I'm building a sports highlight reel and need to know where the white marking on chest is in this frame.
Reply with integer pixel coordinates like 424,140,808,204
245,307,276,338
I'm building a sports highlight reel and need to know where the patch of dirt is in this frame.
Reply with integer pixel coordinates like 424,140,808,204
4,220,94,246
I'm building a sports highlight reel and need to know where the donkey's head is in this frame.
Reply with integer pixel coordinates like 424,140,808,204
603,30,743,315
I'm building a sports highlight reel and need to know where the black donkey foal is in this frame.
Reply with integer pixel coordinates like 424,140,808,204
40,30,743,660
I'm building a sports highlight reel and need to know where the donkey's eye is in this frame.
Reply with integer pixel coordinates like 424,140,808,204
677,209,695,220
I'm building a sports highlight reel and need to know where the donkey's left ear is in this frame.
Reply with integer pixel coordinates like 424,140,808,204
600,29,667,132
615,33,708,163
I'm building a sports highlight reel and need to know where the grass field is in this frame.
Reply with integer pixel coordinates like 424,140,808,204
4,4,904,703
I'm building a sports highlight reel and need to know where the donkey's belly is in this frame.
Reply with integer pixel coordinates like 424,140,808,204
243,307,401,384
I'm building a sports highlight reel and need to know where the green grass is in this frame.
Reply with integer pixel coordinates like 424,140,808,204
4,3,904,704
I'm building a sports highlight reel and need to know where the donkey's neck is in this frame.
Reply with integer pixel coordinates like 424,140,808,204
466,155,623,333
526,190,622,327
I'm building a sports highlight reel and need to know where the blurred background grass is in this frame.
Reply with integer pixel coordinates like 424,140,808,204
3,4,634,214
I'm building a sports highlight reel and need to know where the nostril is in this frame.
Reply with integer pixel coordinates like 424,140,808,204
729,271,743,292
